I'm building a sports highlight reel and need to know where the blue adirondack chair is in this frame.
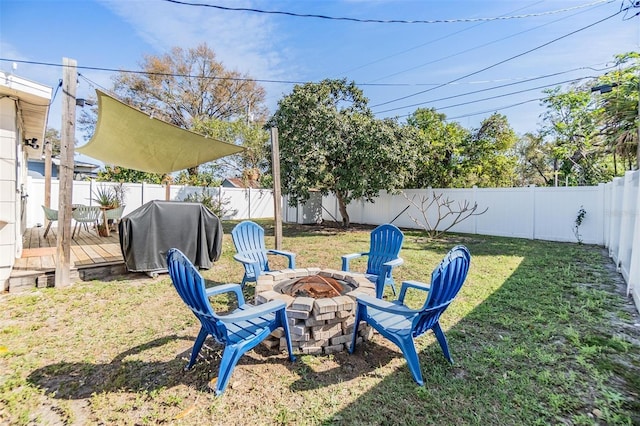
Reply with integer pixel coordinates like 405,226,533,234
349,245,471,386
341,223,404,298
166,248,296,396
231,221,296,288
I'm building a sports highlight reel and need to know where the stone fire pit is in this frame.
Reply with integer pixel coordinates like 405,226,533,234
255,268,376,354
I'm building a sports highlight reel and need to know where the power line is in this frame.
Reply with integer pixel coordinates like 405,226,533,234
374,66,614,114
0,58,310,85
368,0,607,83
370,7,627,109
391,76,592,120
334,1,546,76
3,58,611,90
78,73,112,95
161,0,613,24
445,98,542,121
434,77,591,111
393,73,605,120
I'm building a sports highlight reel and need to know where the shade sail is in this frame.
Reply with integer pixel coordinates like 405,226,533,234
77,90,244,174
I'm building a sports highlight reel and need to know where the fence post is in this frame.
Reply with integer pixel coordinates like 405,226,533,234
270,127,283,249
530,184,536,240
618,171,637,283
628,171,640,300
472,186,478,235
608,177,623,260
596,183,605,246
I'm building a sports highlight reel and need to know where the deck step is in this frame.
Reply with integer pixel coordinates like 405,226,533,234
6,226,127,293
7,269,79,293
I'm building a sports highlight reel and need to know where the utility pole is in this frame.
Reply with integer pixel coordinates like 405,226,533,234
55,57,77,288
270,127,282,250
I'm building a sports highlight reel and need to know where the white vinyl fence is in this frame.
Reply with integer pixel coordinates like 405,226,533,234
26,177,275,228
322,185,606,244
318,173,640,312
26,171,640,312
603,171,640,311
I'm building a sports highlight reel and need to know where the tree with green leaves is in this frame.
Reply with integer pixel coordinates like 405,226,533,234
593,52,639,171
191,117,270,182
269,79,415,227
514,132,556,186
457,113,518,188
113,43,267,127
44,128,61,157
96,166,165,184
81,43,269,181
540,84,609,185
405,108,468,188
173,163,221,187
529,52,638,186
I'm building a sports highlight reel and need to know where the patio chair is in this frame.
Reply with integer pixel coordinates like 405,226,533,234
349,245,471,386
341,223,404,298
104,205,125,231
41,205,58,238
166,248,295,396
72,205,101,238
231,220,296,288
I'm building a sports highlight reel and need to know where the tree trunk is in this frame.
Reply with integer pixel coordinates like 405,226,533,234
335,191,350,228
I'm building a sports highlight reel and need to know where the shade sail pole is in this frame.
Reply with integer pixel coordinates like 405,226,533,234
270,127,282,250
55,57,77,288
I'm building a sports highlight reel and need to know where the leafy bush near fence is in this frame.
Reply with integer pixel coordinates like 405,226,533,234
182,188,229,217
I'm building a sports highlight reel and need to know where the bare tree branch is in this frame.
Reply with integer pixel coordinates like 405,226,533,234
402,191,488,239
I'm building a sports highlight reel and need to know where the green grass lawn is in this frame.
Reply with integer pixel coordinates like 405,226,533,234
1,220,639,425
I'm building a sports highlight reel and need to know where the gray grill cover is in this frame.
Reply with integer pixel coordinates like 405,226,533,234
119,200,222,272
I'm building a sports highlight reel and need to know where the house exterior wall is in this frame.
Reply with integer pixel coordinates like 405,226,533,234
0,72,51,290
0,96,19,285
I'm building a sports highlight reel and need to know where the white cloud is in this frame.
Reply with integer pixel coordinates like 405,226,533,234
97,0,287,82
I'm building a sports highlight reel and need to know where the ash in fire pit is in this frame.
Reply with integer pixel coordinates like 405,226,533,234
274,275,356,299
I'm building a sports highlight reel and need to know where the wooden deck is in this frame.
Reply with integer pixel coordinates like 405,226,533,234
8,226,128,293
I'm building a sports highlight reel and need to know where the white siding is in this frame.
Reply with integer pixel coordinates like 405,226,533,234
0,97,17,285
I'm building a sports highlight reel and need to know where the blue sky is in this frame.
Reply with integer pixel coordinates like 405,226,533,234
1,0,638,141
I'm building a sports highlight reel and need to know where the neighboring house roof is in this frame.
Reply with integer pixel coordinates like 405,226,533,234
27,157,100,179
221,178,261,189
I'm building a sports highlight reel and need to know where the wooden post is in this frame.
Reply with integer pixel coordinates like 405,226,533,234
44,138,52,209
270,127,282,250
55,57,77,288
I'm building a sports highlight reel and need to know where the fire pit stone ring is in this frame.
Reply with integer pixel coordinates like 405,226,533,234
255,268,376,354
